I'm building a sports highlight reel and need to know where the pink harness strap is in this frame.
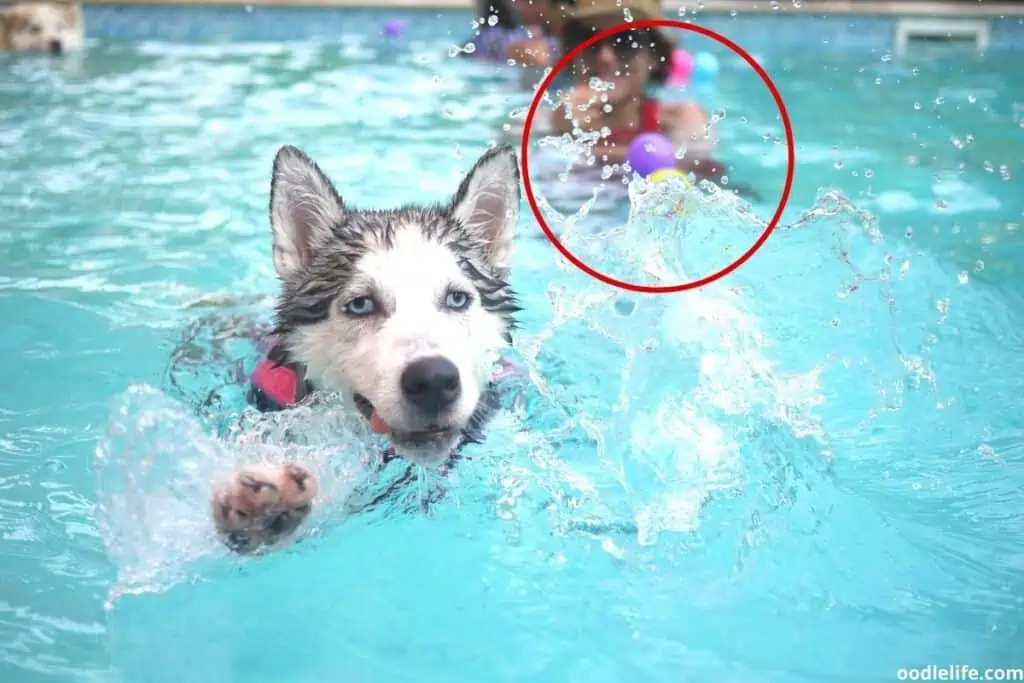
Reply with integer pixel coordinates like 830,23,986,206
250,358,302,408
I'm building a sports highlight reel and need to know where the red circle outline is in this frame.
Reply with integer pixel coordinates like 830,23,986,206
520,19,795,294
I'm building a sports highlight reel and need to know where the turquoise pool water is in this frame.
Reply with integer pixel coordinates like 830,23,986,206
2,11,1024,683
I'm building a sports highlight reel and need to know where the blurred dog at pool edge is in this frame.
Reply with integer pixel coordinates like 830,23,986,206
0,1,83,53
210,143,523,554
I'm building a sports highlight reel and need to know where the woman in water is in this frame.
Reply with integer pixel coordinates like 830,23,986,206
550,0,727,184
468,0,566,67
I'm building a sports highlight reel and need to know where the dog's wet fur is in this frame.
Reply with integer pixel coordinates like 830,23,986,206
0,2,83,53
212,143,523,553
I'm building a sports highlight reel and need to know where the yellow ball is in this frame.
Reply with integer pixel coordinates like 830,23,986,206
646,168,692,216
648,168,692,187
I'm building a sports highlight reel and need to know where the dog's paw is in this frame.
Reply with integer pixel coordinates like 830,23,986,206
211,462,318,553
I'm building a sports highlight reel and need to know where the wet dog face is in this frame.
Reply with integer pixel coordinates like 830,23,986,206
267,144,521,467
211,462,318,553
0,2,83,53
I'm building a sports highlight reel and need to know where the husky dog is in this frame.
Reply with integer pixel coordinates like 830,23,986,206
210,143,523,553
0,2,83,53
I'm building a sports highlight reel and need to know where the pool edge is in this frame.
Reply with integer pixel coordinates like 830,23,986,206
81,0,1024,17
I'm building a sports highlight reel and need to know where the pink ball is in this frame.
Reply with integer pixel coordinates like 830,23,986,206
667,49,694,87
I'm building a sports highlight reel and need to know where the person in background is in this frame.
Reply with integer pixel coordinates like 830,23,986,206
467,0,566,67
550,0,727,183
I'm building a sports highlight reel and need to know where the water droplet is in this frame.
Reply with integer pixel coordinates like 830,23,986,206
881,53,892,62
900,260,911,279
453,144,462,158
830,317,840,328
951,136,965,150
833,160,844,170
506,58,517,66
720,175,729,185
603,104,613,113
730,8,738,15
978,444,997,459
984,160,994,173
245,4,253,11
487,14,498,26
614,298,636,315
740,116,747,124
957,271,969,285
864,169,874,178
968,94,977,103
999,164,1011,181
874,77,882,85
974,259,985,272
911,66,920,76
935,198,948,210
913,102,922,111
623,8,634,21
793,0,803,7
904,226,914,239
770,0,780,9
935,96,945,105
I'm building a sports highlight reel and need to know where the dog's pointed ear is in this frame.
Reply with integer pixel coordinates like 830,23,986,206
269,145,345,279
450,145,520,275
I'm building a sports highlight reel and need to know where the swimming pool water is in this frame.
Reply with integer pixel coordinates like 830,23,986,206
1,10,1023,683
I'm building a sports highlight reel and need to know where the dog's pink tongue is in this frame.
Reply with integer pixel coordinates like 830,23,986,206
369,410,390,434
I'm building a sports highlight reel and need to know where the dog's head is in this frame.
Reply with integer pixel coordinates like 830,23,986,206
0,2,82,53
267,144,522,467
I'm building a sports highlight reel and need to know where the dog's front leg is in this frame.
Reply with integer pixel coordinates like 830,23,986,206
210,461,319,554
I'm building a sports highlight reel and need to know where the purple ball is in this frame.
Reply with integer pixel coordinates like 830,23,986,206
627,133,678,177
383,19,404,37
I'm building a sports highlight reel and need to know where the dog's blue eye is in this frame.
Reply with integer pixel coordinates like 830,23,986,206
344,296,376,316
445,290,471,310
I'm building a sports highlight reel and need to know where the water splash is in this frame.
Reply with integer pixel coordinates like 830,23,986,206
93,385,376,605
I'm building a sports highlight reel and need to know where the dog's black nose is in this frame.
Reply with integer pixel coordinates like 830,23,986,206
48,39,62,54
401,356,461,413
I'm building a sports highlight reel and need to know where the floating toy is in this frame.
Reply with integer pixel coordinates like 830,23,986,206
383,18,404,37
666,49,694,88
648,168,691,186
691,52,719,85
627,132,678,178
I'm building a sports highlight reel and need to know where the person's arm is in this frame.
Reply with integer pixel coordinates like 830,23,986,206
658,101,719,159
549,84,612,135
504,35,553,66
